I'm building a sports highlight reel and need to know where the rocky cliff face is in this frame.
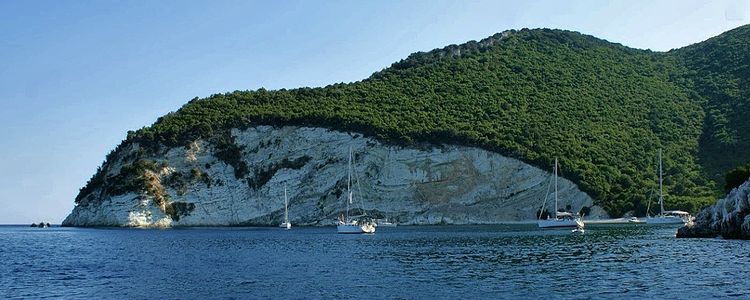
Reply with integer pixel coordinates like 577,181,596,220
677,178,750,239
63,126,605,227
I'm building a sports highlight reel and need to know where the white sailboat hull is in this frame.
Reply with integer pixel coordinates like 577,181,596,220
337,223,376,234
646,216,685,224
538,218,584,228
279,222,291,229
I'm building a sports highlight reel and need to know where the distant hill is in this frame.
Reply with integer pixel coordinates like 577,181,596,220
82,25,750,217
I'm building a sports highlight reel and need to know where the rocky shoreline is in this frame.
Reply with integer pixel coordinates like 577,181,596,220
677,178,750,239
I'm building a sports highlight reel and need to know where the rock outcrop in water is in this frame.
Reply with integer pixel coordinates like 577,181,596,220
677,178,750,239
63,126,606,227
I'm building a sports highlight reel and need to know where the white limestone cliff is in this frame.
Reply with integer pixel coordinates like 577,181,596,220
63,126,606,227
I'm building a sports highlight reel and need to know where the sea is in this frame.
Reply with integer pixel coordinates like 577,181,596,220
1,224,747,299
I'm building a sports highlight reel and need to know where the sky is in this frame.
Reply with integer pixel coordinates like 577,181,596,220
0,0,748,224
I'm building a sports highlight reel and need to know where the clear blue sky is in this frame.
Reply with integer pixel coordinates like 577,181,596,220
0,0,748,224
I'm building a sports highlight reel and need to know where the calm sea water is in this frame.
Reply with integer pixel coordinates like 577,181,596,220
1,224,747,299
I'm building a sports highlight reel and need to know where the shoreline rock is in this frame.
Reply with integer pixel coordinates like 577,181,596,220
677,177,750,239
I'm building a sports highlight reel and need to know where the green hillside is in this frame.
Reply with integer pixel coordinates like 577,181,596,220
82,26,750,217
670,25,750,186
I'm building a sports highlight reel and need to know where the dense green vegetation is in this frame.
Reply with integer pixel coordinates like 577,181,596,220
670,25,750,186
80,26,750,217
725,162,750,192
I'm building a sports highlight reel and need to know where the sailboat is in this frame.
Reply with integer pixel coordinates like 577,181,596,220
279,184,291,229
538,158,584,229
376,216,397,227
646,149,690,225
337,147,376,234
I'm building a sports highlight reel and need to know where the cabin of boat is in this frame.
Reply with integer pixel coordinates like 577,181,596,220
662,210,690,218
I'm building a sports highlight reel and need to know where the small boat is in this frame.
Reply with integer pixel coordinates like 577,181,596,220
628,217,643,223
376,217,397,227
279,184,291,229
538,158,584,229
646,149,691,225
337,146,376,234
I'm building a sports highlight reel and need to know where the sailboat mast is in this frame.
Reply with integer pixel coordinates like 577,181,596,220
659,149,664,215
284,184,288,223
347,146,352,222
554,157,558,219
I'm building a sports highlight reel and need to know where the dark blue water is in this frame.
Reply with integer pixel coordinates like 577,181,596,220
1,224,748,299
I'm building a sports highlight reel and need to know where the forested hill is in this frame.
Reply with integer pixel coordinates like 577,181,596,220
669,25,750,188
86,26,750,217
